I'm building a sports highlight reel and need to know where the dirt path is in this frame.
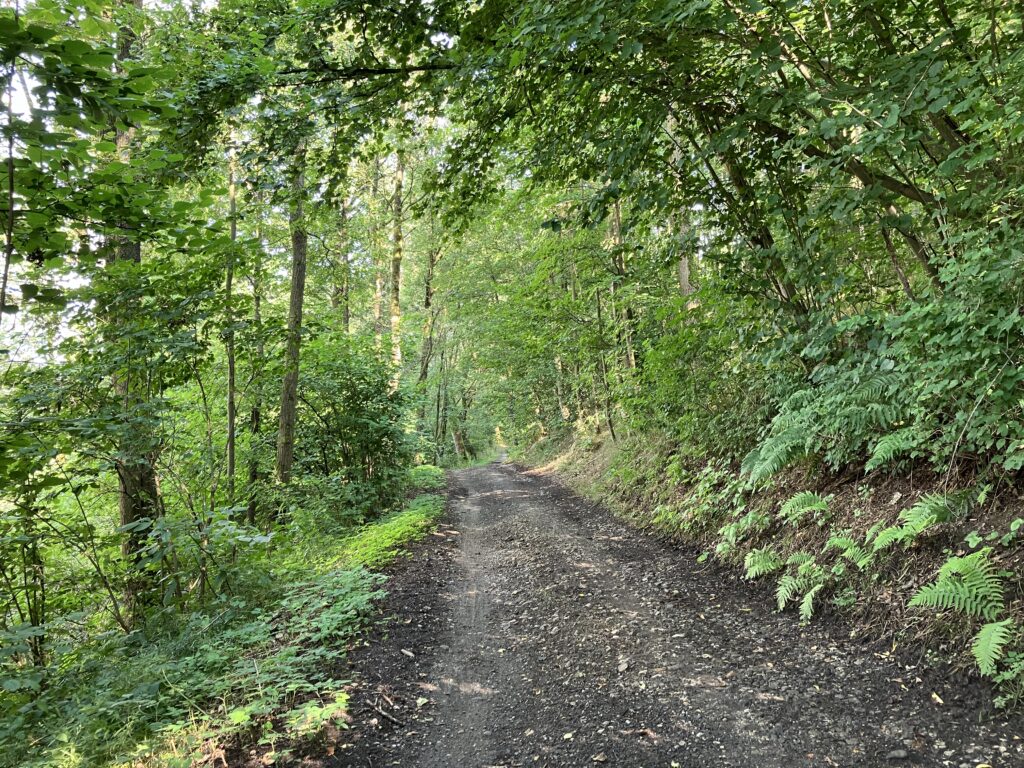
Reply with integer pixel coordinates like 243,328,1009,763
336,462,1023,767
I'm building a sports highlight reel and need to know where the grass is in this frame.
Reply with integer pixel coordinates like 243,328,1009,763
335,493,445,570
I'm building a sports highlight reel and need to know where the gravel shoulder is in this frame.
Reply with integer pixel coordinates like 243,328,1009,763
330,461,1024,767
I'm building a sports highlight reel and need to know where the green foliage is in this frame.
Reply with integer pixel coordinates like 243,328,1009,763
0,491,440,767
909,549,1024,699
871,493,969,553
824,532,875,571
909,548,1004,622
408,464,446,493
743,547,783,580
775,553,828,621
865,427,923,473
333,494,444,571
778,491,830,527
974,619,1016,678
715,507,769,557
741,429,807,489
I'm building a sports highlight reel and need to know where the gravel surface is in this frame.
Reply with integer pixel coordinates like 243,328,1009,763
331,461,1024,767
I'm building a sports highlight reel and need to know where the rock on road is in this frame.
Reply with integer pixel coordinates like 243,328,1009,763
337,461,1023,767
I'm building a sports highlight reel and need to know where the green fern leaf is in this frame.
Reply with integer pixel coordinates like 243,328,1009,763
972,618,1015,677
786,551,814,567
779,491,829,526
865,427,920,472
800,583,824,622
776,574,800,611
910,548,1004,621
870,524,907,553
745,429,806,487
744,547,783,580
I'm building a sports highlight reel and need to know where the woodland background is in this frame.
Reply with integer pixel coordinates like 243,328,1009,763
1,0,1023,765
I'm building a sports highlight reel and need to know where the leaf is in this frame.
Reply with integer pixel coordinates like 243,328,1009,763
972,619,1015,677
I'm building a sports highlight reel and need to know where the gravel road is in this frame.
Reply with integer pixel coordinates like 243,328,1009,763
333,461,1023,767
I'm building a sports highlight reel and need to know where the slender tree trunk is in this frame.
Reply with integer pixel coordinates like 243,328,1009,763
275,155,307,485
246,229,265,524
337,199,351,333
880,223,917,301
112,0,160,621
417,246,439,420
610,200,636,369
595,288,617,442
225,148,237,503
1,59,14,321
673,212,696,297
371,158,384,347
389,152,404,391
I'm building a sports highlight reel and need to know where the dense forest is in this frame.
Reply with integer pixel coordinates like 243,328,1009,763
1,0,1023,765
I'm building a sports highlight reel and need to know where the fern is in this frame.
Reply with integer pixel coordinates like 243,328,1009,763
800,583,824,622
870,493,969,553
824,532,874,570
900,493,964,534
776,553,827,616
776,573,801,611
865,427,920,472
973,619,1016,677
870,523,908,552
744,548,783,580
786,551,814,567
779,491,829,527
743,429,806,487
909,548,1004,621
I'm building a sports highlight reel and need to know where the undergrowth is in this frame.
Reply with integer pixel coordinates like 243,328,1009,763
0,471,446,768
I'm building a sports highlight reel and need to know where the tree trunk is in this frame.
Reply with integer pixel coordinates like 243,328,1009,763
225,148,237,503
112,0,160,621
275,156,307,485
246,220,266,524
417,246,438,386
339,200,351,333
610,200,636,369
389,152,404,391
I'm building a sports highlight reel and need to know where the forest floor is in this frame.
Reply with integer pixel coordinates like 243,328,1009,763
327,461,1024,768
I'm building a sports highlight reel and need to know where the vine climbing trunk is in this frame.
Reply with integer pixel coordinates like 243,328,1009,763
275,154,307,485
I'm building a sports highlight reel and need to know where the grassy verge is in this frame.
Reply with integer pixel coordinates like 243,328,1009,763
0,469,446,768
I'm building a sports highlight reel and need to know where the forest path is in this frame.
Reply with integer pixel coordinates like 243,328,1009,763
337,461,1022,768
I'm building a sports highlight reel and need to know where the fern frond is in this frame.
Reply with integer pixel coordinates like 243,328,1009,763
786,551,814,567
825,534,857,552
740,444,763,478
800,583,824,622
745,429,806,487
870,524,907,553
779,491,829,526
825,533,873,570
900,493,960,534
776,573,801,611
910,548,1005,621
973,619,1016,677
744,548,783,580
865,427,920,472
